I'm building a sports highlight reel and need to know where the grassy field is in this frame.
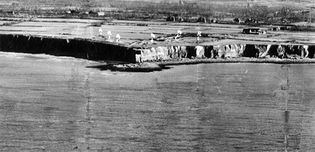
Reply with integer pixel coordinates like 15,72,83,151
0,18,313,46
0,0,312,25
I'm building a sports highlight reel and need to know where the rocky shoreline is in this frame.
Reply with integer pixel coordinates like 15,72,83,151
89,58,315,72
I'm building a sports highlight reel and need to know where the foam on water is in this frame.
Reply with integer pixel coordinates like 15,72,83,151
0,51,96,64
0,52,25,59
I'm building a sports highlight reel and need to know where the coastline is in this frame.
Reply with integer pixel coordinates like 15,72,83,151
158,58,315,65
90,58,315,72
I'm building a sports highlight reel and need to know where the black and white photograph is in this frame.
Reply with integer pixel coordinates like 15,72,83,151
0,0,315,151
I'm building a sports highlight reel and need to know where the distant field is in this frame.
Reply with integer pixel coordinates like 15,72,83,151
0,0,313,24
0,0,313,9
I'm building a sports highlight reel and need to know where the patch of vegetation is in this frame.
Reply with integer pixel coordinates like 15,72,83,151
0,0,313,26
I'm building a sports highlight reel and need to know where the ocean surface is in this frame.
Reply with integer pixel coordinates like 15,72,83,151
1,52,315,152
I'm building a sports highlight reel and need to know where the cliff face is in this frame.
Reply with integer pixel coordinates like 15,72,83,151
0,34,136,63
137,44,315,62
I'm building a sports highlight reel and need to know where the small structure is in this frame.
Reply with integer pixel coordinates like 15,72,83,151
210,19,218,23
271,26,281,31
177,30,183,35
115,34,121,42
150,33,156,43
280,26,293,30
244,18,257,24
242,28,261,34
97,12,105,16
166,16,184,22
65,9,79,15
197,31,202,42
175,30,182,40
98,28,103,36
107,31,112,41
233,18,244,24
166,16,176,22
197,17,207,23
178,16,185,22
